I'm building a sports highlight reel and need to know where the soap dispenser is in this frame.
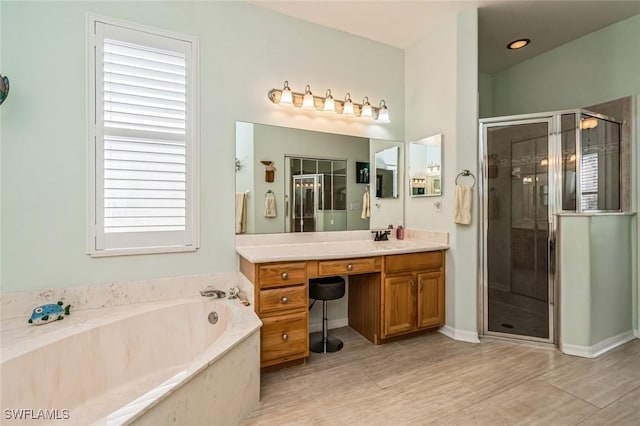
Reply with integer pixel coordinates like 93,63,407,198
396,225,404,240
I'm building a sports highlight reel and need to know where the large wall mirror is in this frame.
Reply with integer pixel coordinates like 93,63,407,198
236,122,404,234
409,134,442,197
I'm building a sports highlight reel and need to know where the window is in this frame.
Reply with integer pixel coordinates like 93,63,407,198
88,15,199,256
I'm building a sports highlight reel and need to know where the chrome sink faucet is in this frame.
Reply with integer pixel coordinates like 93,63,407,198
371,230,391,241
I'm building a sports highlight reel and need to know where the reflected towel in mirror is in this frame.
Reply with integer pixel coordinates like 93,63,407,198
264,191,277,218
235,192,247,233
361,189,370,219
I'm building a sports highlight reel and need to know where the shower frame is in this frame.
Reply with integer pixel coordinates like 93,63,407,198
478,109,621,344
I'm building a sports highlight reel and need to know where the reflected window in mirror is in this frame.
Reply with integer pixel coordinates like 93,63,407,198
409,134,442,197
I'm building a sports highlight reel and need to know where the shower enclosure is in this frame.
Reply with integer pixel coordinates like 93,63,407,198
479,110,621,343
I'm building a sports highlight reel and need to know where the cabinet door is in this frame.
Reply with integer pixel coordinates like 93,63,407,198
417,271,444,329
383,275,415,337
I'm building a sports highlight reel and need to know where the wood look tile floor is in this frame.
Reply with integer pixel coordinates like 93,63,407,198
243,327,640,426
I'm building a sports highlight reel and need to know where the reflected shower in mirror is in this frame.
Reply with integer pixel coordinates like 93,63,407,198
236,122,403,234
409,134,442,197
374,146,399,198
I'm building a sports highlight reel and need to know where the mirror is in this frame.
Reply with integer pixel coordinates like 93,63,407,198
236,122,404,234
409,134,442,197
374,146,399,198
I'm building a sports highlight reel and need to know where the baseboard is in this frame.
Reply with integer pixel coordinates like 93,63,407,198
635,329,639,338
438,324,480,343
309,317,349,334
562,330,636,358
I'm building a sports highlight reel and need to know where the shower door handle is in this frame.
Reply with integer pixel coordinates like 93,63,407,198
285,194,289,217
549,235,556,275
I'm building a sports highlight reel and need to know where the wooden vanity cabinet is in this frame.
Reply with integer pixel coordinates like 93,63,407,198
240,257,309,369
239,250,445,369
381,251,445,339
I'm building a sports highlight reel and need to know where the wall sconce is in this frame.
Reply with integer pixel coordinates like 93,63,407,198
268,81,390,123
580,117,598,130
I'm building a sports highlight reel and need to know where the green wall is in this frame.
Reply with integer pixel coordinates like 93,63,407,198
0,1,404,292
491,13,640,116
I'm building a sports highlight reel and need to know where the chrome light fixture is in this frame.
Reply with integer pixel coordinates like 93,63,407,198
342,93,355,116
278,80,293,106
267,81,390,123
302,85,314,110
361,96,373,118
323,89,335,112
376,100,390,123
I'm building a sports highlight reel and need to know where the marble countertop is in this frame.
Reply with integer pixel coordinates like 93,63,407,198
236,238,449,263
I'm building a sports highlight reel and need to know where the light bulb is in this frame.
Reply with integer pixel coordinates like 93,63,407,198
343,93,355,116
279,80,293,106
376,100,390,123
361,96,373,118
302,84,314,110
323,89,335,112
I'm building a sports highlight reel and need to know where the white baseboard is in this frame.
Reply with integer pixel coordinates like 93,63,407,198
562,330,636,358
309,317,349,334
438,324,480,343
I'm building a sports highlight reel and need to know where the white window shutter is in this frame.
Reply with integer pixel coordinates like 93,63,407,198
89,16,198,255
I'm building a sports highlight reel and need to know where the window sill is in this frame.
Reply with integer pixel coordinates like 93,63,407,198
88,245,198,258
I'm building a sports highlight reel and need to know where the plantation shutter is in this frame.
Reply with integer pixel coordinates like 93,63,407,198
580,153,598,211
91,19,198,254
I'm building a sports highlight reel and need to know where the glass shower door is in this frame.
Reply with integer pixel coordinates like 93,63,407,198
292,174,320,232
484,119,553,341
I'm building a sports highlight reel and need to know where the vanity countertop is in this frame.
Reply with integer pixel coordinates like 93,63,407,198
236,234,449,263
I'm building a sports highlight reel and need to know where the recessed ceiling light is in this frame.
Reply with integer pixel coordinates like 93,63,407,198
507,38,530,50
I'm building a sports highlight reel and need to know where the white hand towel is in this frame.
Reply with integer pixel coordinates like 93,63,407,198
235,192,247,234
453,184,472,225
264,192,277,218
361,190,370,219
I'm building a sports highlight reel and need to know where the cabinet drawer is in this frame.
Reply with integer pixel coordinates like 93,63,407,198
259,285,307,315
385,251,442,274
318,257,378,276
258,262,306,288
261,312,308,363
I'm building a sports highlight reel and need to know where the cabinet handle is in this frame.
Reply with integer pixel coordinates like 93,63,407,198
347,264,353,271
281,296,289,304
281,272,288,280
282,333,289,341
409,279,415,288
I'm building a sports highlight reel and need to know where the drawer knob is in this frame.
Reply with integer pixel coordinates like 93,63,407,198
282,333,289,341
347,264,353,271
281,272,288,280
281,296,289,304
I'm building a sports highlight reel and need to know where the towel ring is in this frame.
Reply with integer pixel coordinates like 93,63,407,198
455,170,476,187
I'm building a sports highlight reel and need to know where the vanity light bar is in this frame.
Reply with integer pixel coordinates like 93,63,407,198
268,81,391,123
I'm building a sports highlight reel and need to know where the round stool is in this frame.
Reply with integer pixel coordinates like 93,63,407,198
309,276,345,353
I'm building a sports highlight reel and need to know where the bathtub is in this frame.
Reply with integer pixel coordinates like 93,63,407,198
1,296,262,425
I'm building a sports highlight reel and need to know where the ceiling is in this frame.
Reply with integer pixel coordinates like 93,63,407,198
250,0,640,73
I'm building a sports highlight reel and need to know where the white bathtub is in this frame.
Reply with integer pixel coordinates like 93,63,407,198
1,296,262,425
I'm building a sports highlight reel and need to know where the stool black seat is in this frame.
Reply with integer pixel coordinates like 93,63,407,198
309,276,345,354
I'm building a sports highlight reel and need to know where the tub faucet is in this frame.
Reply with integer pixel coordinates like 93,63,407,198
200,289,226,298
